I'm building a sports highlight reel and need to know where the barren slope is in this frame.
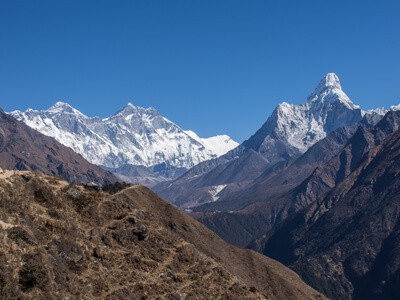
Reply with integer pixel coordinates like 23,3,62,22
0,171,324,299
0,110,117,184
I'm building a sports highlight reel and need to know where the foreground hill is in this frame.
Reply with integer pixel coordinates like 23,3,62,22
0,110,117,184
0,171,324,299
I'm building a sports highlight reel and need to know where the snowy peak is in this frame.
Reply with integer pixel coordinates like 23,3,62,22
49,101,75,112
47,101,88,118
246,73,367,157
391,104,400,111
308,73,342,101
184,130,239,157
308,73,358,110
316,72,342,92
9,102,239,171
51,101,73,109
125,102,136,108
111,102,159,119
119,102,150,113
114,102,139,115
258,73,400,157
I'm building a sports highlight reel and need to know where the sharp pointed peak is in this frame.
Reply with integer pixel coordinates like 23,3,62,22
47,101,88,117
50,101,73,109
48,101,78,112
323,72,341,85
113,102,159,118
306,73,343,103
120,102,143,112
125,102,136,108
114,102,140,115
306,73,359,109
314,73,342,93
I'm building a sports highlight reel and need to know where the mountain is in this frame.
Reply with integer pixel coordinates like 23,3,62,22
170,92,400,299
191,125,359,247
197,110,400,249
243,73,362,155
154,73,384,208
0,170,324,299
0,109,117,184
262,110,400,299
188,112,391,247
10,102,238,184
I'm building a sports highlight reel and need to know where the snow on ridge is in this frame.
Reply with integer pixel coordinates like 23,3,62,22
9,73,393,175
267,73,373,153
208,184,227,202
9,102,239,170
184,130,239,157
390,104,400,111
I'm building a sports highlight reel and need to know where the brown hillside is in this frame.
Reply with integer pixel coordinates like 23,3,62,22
0,110,117,184
0,170,324,299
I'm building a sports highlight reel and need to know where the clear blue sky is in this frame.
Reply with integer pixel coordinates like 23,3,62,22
1,0,399,142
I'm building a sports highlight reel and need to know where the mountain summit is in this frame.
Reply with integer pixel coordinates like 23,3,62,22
308,72,358,110
311,72,342,94
244,73,365,156
10,103,238,183
47,101,88,116
155,73,387,208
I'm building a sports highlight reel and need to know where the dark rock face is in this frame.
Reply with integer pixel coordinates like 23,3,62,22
185,111,400,299
262,111,400,299
193,112,399,231
0,110,117,184
133,225,150,241
189,125,357,248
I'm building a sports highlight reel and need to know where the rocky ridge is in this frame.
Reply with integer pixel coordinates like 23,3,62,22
262,111,400,299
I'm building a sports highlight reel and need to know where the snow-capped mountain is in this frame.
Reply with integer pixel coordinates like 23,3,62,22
184,130,237,157
10,102,238,172
155,73,391,208
244,73,384,156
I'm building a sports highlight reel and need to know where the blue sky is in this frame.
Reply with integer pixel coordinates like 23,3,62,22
1,0,399,142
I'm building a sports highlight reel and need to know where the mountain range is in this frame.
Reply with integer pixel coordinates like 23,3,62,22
152,73,400,299
154,73,392,208
10,102,238,185
2,72,400,299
